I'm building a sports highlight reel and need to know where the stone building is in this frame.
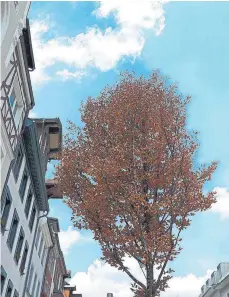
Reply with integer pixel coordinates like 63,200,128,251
199,262,229,297
41,218,71,297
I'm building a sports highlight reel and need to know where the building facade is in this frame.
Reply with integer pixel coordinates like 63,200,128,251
199,262,229,297
41,218,71,297
1,2,73,297
1,1,35,194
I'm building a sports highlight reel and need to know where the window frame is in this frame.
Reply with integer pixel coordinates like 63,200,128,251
14,227,25,265
1,186,12,234
19,167,28,201
7,209,19,251
29,203,36,232
5,279,13,297
27,264,34,294
24,188,33,218
13,143,23,181
19,241,28,275
1,266,7,294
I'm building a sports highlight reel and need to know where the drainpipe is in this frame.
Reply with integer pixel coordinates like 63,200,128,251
21,210,49,297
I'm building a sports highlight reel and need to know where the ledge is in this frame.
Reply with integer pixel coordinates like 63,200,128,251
23,119,49,211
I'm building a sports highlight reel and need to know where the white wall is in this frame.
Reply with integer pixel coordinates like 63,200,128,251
0,1,33,195
26,217,52,297
1,155,39,296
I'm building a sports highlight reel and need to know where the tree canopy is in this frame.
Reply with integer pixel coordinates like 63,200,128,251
57,71,217,297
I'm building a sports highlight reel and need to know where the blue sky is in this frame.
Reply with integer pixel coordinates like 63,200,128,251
28,2,229,296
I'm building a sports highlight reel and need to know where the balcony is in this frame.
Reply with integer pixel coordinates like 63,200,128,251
1,57,18,152
46,178,63,199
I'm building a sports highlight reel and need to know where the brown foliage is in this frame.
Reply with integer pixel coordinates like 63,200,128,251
56,71,217,297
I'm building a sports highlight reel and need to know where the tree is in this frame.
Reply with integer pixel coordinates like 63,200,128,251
56,71,217,297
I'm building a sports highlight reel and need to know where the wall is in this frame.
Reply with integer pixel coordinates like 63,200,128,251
1,153,39,296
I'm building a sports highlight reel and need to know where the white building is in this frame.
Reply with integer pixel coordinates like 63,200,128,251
199,262,229,297
1,1,35,193
0,3,65,297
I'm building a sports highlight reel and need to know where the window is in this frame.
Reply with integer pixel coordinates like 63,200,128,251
29,204,36,231
19,241,28,275
35,281,40,297
1,186,12,233
7,209,19,251
9,88,18,118
38,236,43,257
24,190,32,218
35,228,41,249
1,266,7,293
13,289,19,297
5,279,13,297
31,273,37,297
19,169,28,201
49,126,59,134
14,227,25,265
13,144,23,181
27,264,34,293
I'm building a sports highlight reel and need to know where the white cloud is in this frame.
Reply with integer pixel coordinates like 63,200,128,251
210,187,229,220
59,226,92,255
28,110,37,118
56,69,86,81
30,1,167,85
160,270,213,297
94,1,166,35
70,257,212,297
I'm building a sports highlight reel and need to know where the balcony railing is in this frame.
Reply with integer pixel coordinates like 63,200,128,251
1,57,18,152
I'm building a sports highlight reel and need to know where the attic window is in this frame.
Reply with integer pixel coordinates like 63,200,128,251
49,127,59,134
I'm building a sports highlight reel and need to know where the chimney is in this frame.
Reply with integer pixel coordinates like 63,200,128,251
107,294,113,297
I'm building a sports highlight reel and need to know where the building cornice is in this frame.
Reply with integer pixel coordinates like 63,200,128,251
23,119,49,211
40,217,53,248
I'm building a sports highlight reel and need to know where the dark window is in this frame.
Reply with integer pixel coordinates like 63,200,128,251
7,209,19,251
1,186,12,233
13,144,23,181
19,241,28,275
1,266,7,294
5,279,13,297
31,273,37,296
14,227,25,265
13,289,19,297
29,204,36,231
49,126,59,134
24,190,32,218
19,169,28,201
